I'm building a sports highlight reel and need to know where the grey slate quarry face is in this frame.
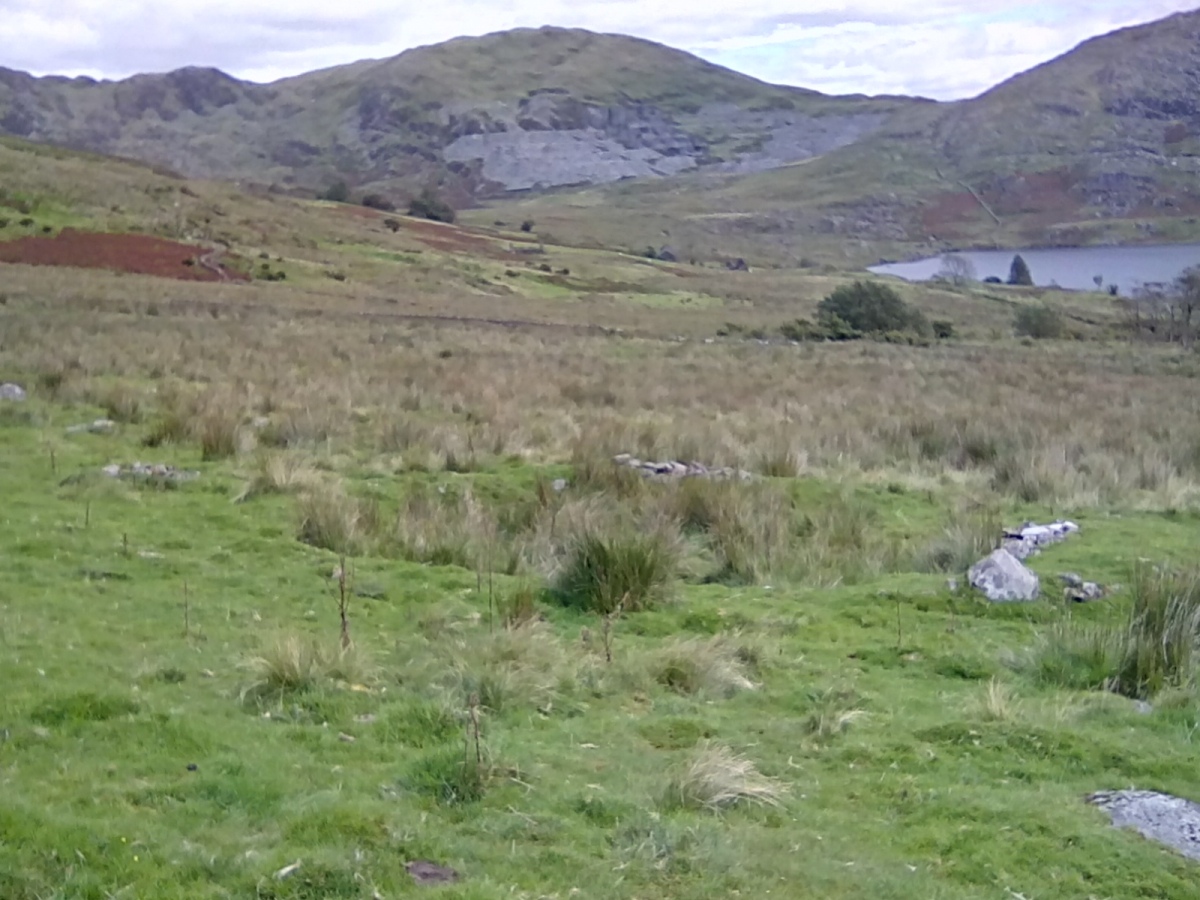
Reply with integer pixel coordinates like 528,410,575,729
442,100,889,191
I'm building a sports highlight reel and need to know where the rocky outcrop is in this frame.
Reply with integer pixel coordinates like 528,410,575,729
968,548,1040,602
612,453,754,482
1089,790,1200,862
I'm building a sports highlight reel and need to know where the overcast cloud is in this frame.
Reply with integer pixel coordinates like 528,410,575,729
1,0,1197,99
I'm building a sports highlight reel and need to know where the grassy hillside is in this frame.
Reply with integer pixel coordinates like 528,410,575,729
3,137,1200,898
486,10,1200,265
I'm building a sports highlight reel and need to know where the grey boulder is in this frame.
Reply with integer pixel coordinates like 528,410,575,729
968,548,1040,602
0,383,26,401
1089,790,1200,861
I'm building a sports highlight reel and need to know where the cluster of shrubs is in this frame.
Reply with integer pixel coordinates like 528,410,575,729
318,180,455,224
779,281,953,344
407,188,456,224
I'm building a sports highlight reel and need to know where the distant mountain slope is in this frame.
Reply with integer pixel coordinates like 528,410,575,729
0,27,917,202
495,10,1200,264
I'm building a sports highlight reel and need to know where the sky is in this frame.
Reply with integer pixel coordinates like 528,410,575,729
1,1,1197,100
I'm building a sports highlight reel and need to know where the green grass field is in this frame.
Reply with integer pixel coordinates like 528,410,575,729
3,390,1200,899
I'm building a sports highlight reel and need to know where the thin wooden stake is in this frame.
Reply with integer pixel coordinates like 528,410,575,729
337,555,351,650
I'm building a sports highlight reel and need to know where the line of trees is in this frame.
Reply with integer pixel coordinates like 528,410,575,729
1120,267,1200,347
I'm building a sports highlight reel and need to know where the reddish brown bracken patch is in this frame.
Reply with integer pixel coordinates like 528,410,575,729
0,229,247,282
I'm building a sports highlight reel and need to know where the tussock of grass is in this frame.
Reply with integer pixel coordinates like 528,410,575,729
438,621,574,713
142,385,195,447
235,450,321,502
653,635,759,698
499,582,542,627
553,525,679,613
405,745,490,805
1113,564,1200,698
242,633,325,695
96,381,146,424
801,687,867,739
242,633,377,698
974,677,1019,722
389,486,489,569
914,504,1000,574
195,401,242,460
569,449,648,500
296,483,371,555
755,437,803,478
1023,564,1200,699
661,741,789,811
688,481,795,584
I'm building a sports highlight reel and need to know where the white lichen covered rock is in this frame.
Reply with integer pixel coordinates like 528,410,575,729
968,548,1040,602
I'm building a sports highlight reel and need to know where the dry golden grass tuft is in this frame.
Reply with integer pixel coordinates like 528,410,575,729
235,450,323,502
661,741,790,811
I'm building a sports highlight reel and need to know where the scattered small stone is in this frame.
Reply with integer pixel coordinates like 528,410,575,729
1089,790,1200,861
101,462,200,483
274,860,303,880
200,669,215,678
67,418,116,435
137,550,164,559
337,732,356,743
186,763,198,772
1059,573,1083,588
0,382,26,401
612,452,754,482
968,548,1040,602
405,860,460,885
1133,700,1154,715
354,713,377,724
1065,581,1105,603
552,478,568,492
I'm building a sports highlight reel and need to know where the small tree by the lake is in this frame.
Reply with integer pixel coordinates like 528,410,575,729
1008,254,1034,286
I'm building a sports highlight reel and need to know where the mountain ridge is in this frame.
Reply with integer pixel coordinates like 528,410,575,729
0,27,921,201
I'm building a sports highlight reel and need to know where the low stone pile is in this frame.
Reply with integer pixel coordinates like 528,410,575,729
613,453,754,481
1001,520,1079,560
67,418,116,435
102,462,200,484
968,520,1082,603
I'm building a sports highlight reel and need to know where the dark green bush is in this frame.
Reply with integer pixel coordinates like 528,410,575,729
320,181,349,203
361,193,395,212
408,188,456,224
817,281,926,336
1013,304,1064,339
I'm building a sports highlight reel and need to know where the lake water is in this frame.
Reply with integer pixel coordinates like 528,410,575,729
868,243,1200,295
